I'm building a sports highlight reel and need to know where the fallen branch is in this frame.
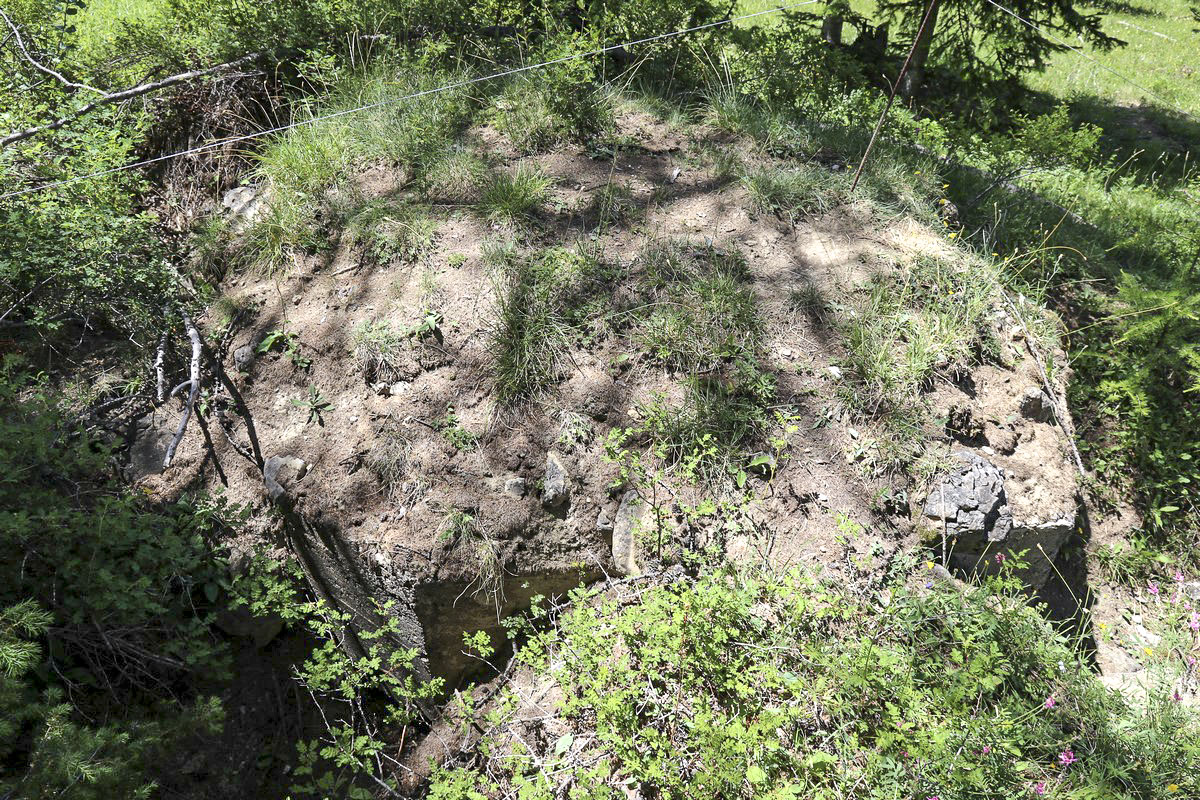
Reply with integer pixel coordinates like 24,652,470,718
0,8,102,95
154,307,169,404
1,51,264,148
163,310,201,469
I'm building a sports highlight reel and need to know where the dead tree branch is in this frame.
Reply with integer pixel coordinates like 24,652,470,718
154,306,169,404
163,310,201,469
0,51,264,148
0,8,102,95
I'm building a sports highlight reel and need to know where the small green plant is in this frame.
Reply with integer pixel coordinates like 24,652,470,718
257,328,312,369
479,164,553,223
292,384,333,426
351,320,404,383
447,253,467,269
435,408,478,451
556,411,594,450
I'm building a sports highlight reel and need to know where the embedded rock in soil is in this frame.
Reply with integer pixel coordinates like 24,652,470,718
222,184,265,231
264,456,309,505
233,344,256,372
923,450,1076,588
542,452,569,508
611,491,647,577
1019,385,1055,423
127,412,174,481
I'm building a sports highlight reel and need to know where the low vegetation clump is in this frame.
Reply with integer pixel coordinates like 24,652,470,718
478,163,555,223
435,561,1200,799
487,243,620,404
351,319,407,383
418,146,489,204
742,163,846,222
244,65,473,271
617,241,776,478
839,253,1002,470
343,198,437,266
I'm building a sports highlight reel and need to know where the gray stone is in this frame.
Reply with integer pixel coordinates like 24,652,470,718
923,451,1074,587
264,455,309,504
596,509,614,534
214,605,283,648
611,490,646,577
127,413,174,481
222,184,265,231
233,345,255,371
542,452,569,508
1019,385,1055,423
503,477,527,498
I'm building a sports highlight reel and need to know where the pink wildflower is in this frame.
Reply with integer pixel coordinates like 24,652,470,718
982,745,992,755
1058,750,1076,767
1044,696,1056,709
1148,581,1160,596
1034,781,1048,795
996,553,1006,565
1175,570,1185,582
1174,691,1182,703
1189,612,1199,632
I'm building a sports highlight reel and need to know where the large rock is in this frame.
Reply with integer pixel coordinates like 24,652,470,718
611,491,646,577
127,413,174,481
923,451,1075,587
222,184,265,232
264,455,309,505
214,606,283,648
1019,385,1055,423
542,452,569,509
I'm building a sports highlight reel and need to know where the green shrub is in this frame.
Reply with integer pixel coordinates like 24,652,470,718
0,366,231,797
435,563,1200,799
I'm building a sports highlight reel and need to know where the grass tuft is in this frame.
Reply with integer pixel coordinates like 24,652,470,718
344,199,436,265
479,164,554,223
742,164,845,222
351,319,406,383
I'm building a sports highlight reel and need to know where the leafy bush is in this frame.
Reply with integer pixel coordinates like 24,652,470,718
727,13,864,116
0,365,231,797
435,563,1200,799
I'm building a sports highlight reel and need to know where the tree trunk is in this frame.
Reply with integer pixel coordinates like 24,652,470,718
822,14,844,46
899,0,940,99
